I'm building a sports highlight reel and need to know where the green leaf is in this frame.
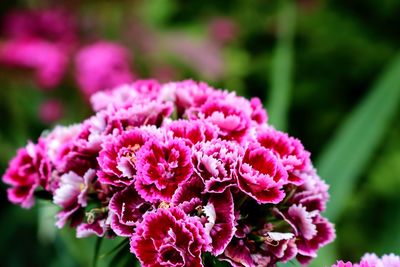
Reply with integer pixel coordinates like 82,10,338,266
93,237,103,267
308,242,337,267
277,260,302,267
100,238,129,259
108,242,133,267
310,53,400,266
317,53,400,222
267,0,296,131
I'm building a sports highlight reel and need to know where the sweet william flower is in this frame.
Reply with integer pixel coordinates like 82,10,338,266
135,138,193,202
2,140,50,208
53,169,95,228
165,120,218,146
196,98,251,142
90,80,161,112
97,128,152,186
130,207,211,267
257,126,311,185
238,142,288,204
2,79,336,265
192,139,242,193
332,253,400,267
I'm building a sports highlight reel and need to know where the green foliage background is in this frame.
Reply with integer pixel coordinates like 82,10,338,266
1,0,400,266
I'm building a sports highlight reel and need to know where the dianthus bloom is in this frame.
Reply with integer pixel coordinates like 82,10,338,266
2,80,335,267
131,207,211,267
333,253,400,267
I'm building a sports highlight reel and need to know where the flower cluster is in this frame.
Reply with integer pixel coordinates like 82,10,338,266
2,80,335,266
333,253,400,267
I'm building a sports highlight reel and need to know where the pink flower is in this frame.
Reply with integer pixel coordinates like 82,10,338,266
332,253,400,267
90,80,161,111
75,42,134,98
0,8,76,89
333,261,355,267
295,214,335,264
108,185,151,236
53,169,95,228
192,139,242,193
165,120,218,146
2,9,77,49
2,140,50,208
51,123,99,176
130,207,210,267
160,80,224,117
135,138,193,202
250,97,268,125
379,254,400,267
0,39,68,89
238,143,288,204
196,98,251,142
96,100,173,134
1,78,335,265
290,169,329,212
97,128,152,186
257,126,311,185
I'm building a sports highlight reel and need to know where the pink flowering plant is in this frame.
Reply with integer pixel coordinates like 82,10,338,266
332,253,400,267
2,80,336,266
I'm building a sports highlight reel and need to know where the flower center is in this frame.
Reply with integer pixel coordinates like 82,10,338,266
123,144,141,163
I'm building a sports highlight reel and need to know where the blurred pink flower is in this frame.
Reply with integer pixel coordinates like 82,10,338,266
39,99,64,124
0,39,68,89
74,42,134,98
2,8,77,50
0,8,77,89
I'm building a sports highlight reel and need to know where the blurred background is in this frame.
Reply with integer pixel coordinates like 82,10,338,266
1,0,400,266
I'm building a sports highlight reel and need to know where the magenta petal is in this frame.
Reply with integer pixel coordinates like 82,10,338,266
288,205,317,240
7,186,35,208
223,239,255,267
257,125,311,186
108,185,150,236
76,219,106,238
206,190,236,255
297,215,336,258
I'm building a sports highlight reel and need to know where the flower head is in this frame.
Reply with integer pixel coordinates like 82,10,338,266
135,138,193,202
131,207,210,267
